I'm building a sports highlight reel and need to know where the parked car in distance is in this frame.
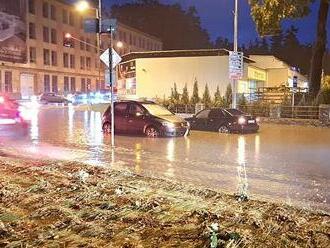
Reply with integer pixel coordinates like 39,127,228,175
102,100,190,137
185,108,259,133
39,93,70,104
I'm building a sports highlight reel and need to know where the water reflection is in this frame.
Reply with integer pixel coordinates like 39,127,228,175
30,108,39,143
135,143,142,174
237,135,249,200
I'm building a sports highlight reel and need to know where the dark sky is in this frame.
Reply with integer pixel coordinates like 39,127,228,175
104,0,330,46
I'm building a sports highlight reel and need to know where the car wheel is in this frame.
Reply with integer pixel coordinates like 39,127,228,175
218,125,230,134
145,126,160,138
103,122,112,134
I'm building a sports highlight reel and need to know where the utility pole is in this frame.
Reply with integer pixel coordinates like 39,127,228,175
97,0,102,89
108,29,115,148
232,0,238,109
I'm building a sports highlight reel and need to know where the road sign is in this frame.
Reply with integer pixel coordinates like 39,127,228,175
229,51,244,80
100,48,122,69
105,68,116,87
83,18,99,33
101,19,117,33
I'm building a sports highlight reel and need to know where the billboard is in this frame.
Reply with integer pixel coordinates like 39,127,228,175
117,61,136,95
0,0,27,63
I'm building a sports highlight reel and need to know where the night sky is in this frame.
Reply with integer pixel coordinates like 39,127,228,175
103,0,330,47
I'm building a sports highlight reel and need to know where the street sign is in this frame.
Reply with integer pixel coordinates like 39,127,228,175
83,18,99,33
229,51,244,80
105,68,116,87
100,48,122,69
101,19,117,33
293,76,298,88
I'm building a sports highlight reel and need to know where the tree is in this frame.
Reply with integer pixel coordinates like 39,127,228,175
248,0,329,98
191,78,200,105
170,83,180,105
202,84,211,107
213,85,224,107
224,84,232,108
181,84,190,105
111,1,211,50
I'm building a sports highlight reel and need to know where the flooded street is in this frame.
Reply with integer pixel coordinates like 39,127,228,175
1,106,330,211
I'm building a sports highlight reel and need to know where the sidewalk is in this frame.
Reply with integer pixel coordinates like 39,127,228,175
0,154,328,247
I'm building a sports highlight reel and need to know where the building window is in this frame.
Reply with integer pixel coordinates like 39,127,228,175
129,34,132,45
51,51,57,66
43,26,49,43
86,38,91,51
29,23,36,39
86,57,91,70
50,5,56,20
80,16,83,29
44,75,50,92
64,76,69,92
43,49,50,65
123,32,126,42
87,78,91,91
70,54,75,69
81,78,86,92
70,77,76,92
42,2,49,18
80,56,85,70
95,59,98,69
96,79,100,91
63,53,69,68
69,11,74,26
28,0,35,14
4,71,12,93
80,37,85,50
51,29,57,44
62,9,68,24
29,47,36,63
52,75,58,93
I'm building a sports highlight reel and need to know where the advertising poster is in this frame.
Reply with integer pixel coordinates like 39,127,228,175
0,0,27,63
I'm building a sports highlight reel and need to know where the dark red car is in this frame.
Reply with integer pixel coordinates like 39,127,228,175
0,94,27,128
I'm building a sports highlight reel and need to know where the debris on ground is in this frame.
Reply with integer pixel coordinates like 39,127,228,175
0,155,329,247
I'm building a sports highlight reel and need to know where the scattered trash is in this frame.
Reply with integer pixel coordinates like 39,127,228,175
209,223,219,248
76,170,89,183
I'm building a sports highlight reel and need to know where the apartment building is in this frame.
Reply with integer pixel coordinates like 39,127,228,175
0,0,162,99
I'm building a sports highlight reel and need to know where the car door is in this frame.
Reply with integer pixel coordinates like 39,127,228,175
113,102,129,132
207,109,227,131
190,109,211,130
126,103,146,134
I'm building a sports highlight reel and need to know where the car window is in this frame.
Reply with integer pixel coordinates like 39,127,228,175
114,103,128,115
195,109,211,119
226,109,245,116
128,104,144,115
209,109,225,119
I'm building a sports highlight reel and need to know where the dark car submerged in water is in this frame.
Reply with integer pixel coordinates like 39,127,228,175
102,100,190,137
185,108,259,133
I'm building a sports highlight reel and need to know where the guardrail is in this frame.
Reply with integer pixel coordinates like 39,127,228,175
238,105,320,120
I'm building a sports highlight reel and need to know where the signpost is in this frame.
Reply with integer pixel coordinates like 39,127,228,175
229,51,244,108
292,75,298,107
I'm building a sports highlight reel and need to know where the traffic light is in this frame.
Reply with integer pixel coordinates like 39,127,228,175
63,33,74,48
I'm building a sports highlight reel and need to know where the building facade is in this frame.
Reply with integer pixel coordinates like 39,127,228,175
116,50,309,101
0,0,162,99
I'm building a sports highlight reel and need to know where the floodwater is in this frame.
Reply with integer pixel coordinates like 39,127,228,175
1,106,330,211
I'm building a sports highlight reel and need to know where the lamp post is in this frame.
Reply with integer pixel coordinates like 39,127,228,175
232,0,238,109
75,0,102,90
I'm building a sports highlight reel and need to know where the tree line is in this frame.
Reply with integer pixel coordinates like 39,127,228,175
163,80,237,109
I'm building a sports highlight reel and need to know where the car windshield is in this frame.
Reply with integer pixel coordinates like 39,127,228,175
226,109,245,116
142,104,173,116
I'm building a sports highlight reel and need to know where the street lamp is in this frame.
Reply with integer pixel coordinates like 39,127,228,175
75,1,90,12
116,41,123,49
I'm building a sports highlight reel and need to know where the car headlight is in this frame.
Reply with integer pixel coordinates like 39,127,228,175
238,116,246,125
162,122,175,128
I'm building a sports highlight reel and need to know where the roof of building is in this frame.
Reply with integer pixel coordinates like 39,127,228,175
121,49,255,63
